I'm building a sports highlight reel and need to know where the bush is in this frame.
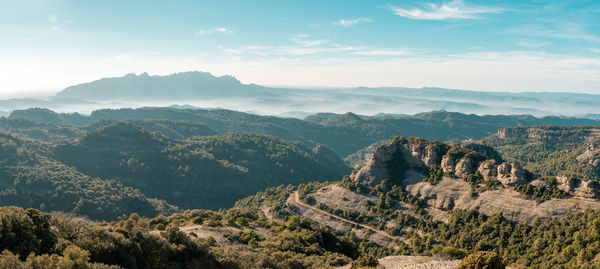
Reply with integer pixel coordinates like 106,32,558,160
351,255,379,268
457,251,504,269
438,246,468,259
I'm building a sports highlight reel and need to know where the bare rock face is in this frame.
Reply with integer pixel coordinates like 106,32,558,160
573,180,600,199
477,161,497,180
530,179,549,188
556,176,599,198
455,158,473,178
407,178,600,223
497,128,526,139
351,141,445,186
350,142,401,186
441,155,455,172
405,144,442,167
557,176,576,193
424,145,441,166
497,162,528,187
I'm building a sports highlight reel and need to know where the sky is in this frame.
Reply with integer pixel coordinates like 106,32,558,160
1,0,599,97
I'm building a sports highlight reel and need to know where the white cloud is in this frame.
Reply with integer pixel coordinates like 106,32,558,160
507,22,599,42
193,27,234,37
516,41,549,49
335,18,373,27
591,48,600,53
290,34,329,47
354,50,407,56
215,27,235,34
390,0,503,20
193,30,210,37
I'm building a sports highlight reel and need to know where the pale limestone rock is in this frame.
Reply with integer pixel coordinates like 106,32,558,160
441,155,455,173
497,162,527,187
573,180,600,199
477,160,497,180
455,158,473,178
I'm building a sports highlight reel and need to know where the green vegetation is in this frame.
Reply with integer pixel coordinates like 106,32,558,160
423,165,443,185
513,177,569,202
0,133,170,220
10,107,600,158
52,124,347,210
457,251,504,269
483,126,600,180
0,205,380,268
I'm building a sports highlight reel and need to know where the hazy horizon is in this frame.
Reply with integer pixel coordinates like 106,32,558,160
2,0,599,95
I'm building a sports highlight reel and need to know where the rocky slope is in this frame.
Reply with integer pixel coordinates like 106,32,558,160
484,126,600,180
350,137,600,222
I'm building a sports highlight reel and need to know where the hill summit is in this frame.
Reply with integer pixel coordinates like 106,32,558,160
55,71,260,101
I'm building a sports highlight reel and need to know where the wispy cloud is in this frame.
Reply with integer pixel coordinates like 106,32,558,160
516,41,549,49
214,27,235,35
354,49,407,56
194,27,235,37
193,30,210,37
335,18,373,27
290,34,329,46
507,22,599,42
591,48,600,53
390,0,503,20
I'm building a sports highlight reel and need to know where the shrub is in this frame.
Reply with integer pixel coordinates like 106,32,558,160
351,255,379,268
457,251,504,269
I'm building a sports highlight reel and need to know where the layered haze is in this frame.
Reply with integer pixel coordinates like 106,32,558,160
2,71,600,118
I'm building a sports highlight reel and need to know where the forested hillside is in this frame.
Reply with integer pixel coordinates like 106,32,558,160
0,120,347,219
0,132,171,220
8,107,600,157
483,126,600,180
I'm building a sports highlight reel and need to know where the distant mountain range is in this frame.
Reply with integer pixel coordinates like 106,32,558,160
7,107,600,158
2,71,600,116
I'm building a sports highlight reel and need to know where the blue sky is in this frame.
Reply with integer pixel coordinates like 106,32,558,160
1,0,599,96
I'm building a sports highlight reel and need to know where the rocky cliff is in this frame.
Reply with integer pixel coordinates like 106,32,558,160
350,137,530,188
349,137,600,222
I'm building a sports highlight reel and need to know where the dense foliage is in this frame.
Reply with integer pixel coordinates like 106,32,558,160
483,126,600,180
0,133,169,220
10,107,600,157
0,205,369,269
51,123,347,210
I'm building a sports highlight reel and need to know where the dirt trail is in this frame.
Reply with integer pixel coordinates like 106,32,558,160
288,190,409,246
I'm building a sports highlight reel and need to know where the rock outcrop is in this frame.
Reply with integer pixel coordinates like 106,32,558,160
496,162,528,187
477,161,497,180
351,139,447,186
351,142,401,186
557,176,577,193
557,176,600,199
574,180,600,199
455,158,473,178
352,138,531,187
441,155,455,172
407,178,600,223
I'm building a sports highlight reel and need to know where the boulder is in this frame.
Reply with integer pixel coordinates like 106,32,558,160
573,180,600,199
405,144,442,167
351,142,401,186
477,161,497,180
530,179,549,188
557,176,577,193
455,158,474,178
441,155,455,173
497,162,528,187
423,145,441,167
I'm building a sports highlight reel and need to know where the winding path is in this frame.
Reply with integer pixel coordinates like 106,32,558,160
288,190,410,246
